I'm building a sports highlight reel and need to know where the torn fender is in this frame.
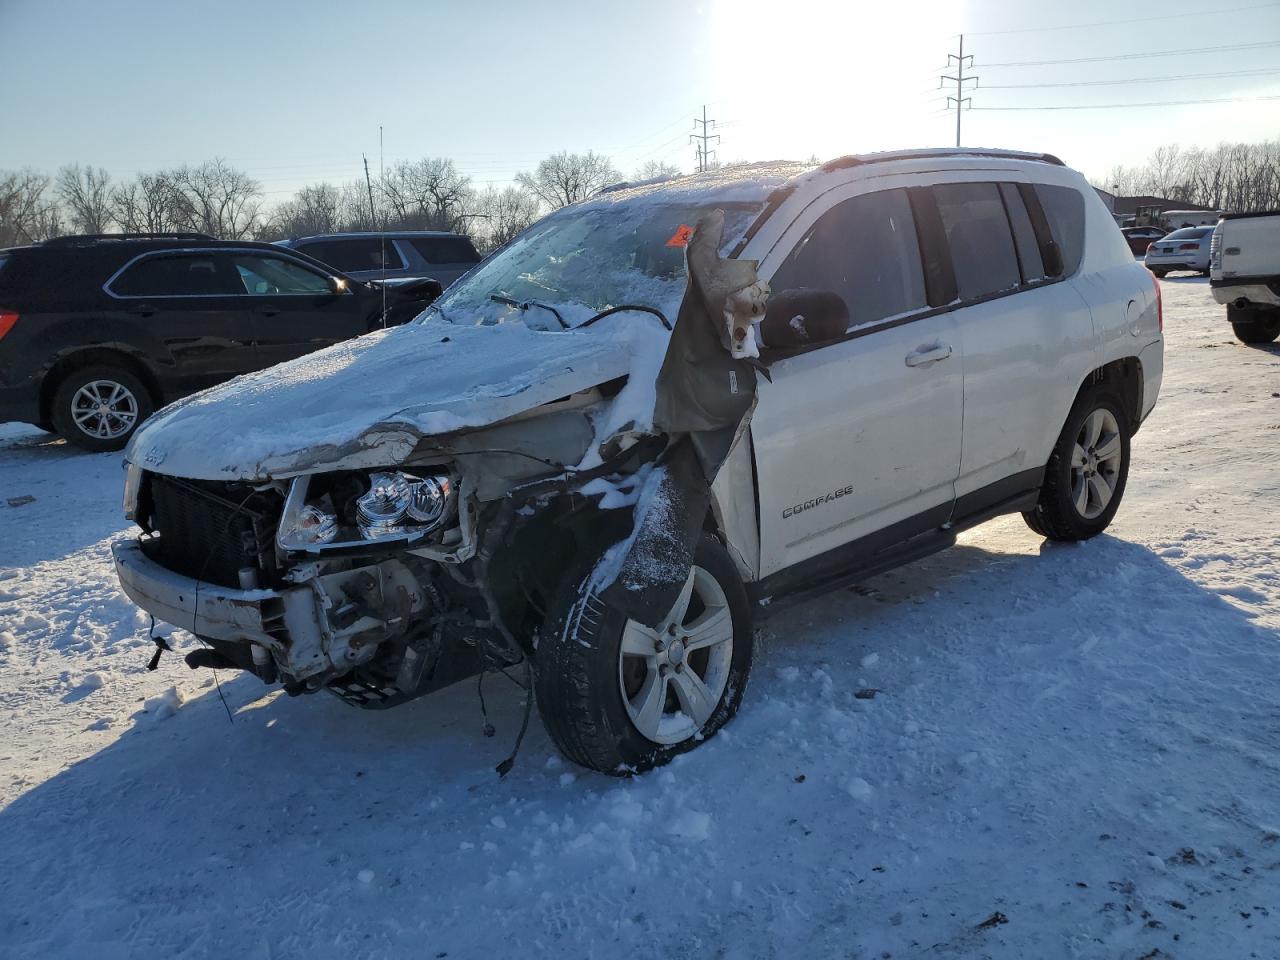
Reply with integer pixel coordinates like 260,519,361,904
597,212,767,627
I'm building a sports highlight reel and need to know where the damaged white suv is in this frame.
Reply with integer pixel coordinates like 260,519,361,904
114,149,1163,774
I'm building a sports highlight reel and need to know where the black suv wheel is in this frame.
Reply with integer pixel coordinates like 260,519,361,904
51,365,154,452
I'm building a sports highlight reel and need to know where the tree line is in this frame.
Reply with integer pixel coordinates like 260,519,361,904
0,152,683,251
1096,140,1280,213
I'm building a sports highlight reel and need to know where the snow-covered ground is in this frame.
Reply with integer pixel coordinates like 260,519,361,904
1,278,1277,959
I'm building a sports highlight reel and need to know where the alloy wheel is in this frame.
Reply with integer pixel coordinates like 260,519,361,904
1070,408,1123,520
70,379,139,441
618,565,734,745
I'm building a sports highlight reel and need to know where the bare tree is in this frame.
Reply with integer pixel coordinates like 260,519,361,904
56,164,114,234
1094,141,1280,213
380,158,474,232
112,171,185,234
634,160,681,182
516,151,622,209
267,182,342,239
0,169,60,246
472,185,542,252
166,159,263,239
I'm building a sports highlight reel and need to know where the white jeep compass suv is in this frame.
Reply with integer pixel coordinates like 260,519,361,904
113,148,1164,774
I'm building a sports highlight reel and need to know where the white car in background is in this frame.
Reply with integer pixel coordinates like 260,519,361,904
1144,225,1214,277
113,149,1163,774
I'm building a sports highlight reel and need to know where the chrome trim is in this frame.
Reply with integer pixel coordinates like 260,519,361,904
101,246,351,300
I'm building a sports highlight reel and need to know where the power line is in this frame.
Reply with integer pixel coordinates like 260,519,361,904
972,94,1280,110
690,105,719,172
980,40,1280,68
965,1,1279,35
979,68,1280,89
940,35,978,147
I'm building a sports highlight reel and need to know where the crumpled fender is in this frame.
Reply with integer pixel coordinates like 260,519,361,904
595,211,767,627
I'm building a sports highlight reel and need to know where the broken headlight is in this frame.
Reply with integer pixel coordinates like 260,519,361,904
357,471,454,539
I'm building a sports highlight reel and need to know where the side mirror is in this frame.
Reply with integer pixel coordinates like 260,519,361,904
328,276,349,294
397,277,444,303
1043,240,1064,278
760,288,850,349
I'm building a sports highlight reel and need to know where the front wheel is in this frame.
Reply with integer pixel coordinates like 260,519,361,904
1023,387,1131,542
535,533,752,774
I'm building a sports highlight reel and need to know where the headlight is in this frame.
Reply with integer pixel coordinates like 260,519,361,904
357,471,454,539
280,504,339,546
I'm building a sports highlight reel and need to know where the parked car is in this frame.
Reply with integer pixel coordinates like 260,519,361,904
1210,211,1280,344
1121,226,1165,256
0,233,441,451
1144,226,1214,277
278,231,481,289
112,149,1162,774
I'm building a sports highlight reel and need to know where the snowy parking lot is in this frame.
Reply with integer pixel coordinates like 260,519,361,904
0,278,1277,959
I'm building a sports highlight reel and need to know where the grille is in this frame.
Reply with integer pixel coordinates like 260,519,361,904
146,474,280,589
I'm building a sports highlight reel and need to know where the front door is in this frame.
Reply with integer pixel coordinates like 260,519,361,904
750,187,964,578
229,252,372,367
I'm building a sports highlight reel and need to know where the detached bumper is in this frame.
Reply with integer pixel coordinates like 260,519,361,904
111,539,328,677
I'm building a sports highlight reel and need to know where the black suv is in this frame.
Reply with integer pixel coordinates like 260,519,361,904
0,233,440,451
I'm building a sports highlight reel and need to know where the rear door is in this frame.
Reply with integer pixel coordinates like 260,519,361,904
935,181,1098,502
750,186,964,577
230,251,372,367
105,250,257,391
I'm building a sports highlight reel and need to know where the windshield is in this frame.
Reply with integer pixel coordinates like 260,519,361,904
426,199,763,330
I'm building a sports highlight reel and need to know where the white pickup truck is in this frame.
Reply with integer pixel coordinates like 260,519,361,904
1210,211,1280,344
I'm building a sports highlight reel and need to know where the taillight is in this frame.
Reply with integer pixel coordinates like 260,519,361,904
0,310,18,340
1151,272,1163,332
1177,242,1199,251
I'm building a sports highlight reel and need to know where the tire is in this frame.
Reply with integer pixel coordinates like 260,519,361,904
535,533,753,775
1023,386,1131,542
1228,306,1280,345
1150,268,1168,278
50,364,154,452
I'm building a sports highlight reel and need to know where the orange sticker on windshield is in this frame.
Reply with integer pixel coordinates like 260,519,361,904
665,224,694,247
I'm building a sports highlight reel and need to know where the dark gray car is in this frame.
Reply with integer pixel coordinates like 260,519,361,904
278,232,481,288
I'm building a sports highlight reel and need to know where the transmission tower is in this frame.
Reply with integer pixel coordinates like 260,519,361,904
691,105,719,172
940,35,978,147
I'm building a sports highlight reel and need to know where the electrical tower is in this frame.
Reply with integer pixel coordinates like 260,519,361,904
691,105,719,172
940,35,978,147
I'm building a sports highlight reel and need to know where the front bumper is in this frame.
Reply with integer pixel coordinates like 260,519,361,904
113,539,433,685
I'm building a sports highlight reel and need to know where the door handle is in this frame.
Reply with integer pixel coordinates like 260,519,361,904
904,343,953,367
128,305,157,317
256,306,280,317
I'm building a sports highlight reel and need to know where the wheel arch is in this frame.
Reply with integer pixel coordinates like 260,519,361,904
40,347,163,428
1074,355,1144,434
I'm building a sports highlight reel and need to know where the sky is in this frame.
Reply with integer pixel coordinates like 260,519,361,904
1,0,1278,201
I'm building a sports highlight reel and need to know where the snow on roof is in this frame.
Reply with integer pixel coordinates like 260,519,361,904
584,161,816,209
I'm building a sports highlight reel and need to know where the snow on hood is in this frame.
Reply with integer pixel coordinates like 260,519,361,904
126,321,636,481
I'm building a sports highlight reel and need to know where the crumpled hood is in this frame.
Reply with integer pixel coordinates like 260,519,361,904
126,322,635,481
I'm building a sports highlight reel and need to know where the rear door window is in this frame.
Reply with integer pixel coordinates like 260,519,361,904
933,182,1021,300
110,253,241,296
408,236,481,265
769,188,927,332
1034,184,1086,275
298,238,404,272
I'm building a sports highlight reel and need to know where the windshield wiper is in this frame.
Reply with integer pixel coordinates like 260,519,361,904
490,294,568,330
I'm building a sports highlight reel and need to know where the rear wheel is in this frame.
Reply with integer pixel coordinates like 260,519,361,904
1024,386,1130,542
1228,306,1280,345
535,533,752,774
1150,268,1168,278
50,365,153,452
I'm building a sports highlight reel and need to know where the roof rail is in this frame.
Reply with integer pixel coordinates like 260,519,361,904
42,232,216,246
819,148,1065,173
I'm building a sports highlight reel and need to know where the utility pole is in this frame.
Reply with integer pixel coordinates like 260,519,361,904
362,154,376,226
940,35,978,148
690,105,719,172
